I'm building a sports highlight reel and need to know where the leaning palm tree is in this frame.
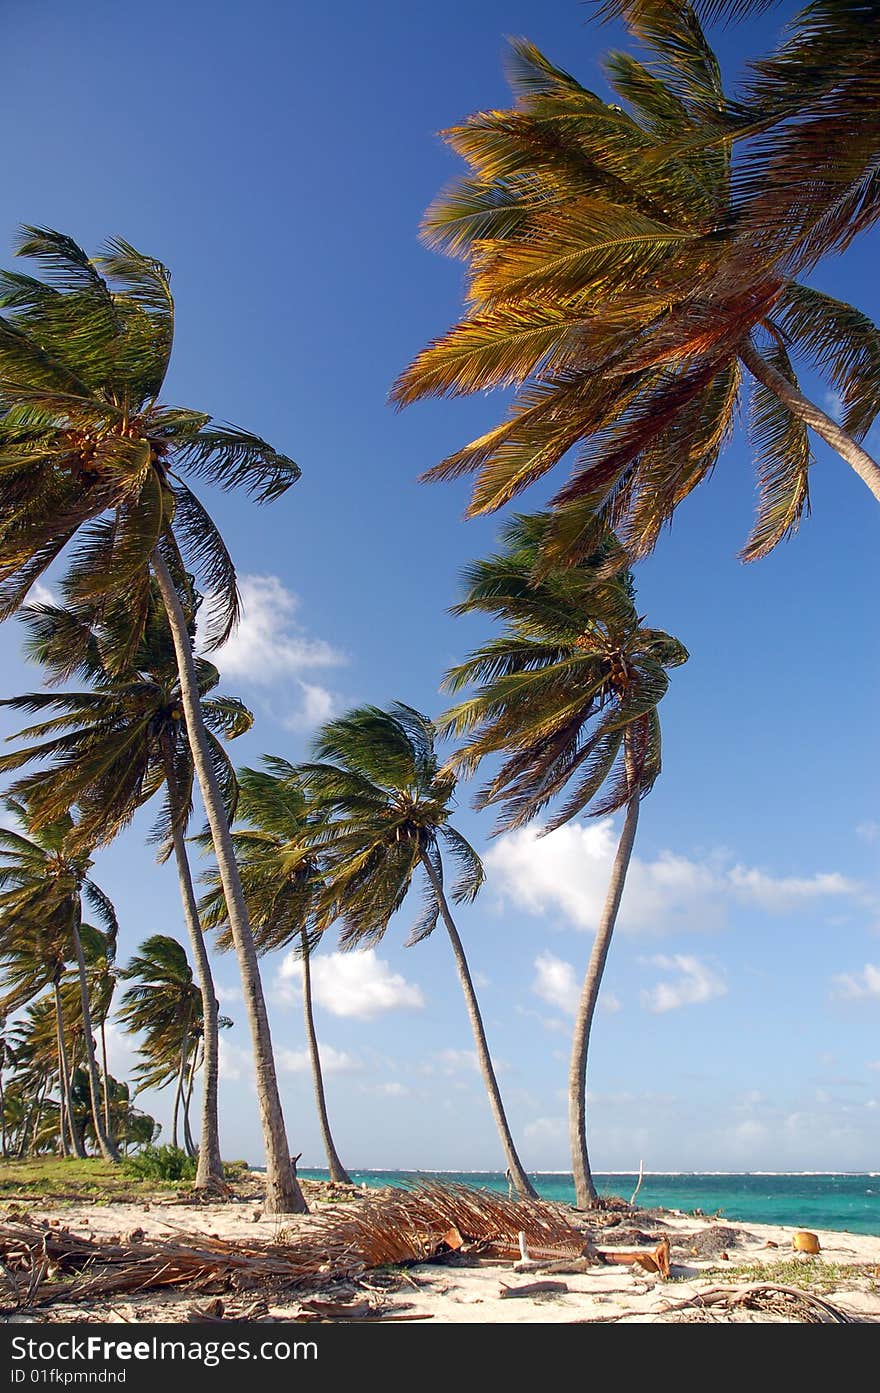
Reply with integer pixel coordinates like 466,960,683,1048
200,759,352,1184
441,515,688,1206
393,4,880,571
0,589,253,1185
0,228,305,1210
0,801,118,1159
118,935,206,1153
301,703,538,1200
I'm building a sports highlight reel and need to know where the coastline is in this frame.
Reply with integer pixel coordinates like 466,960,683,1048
4,1175,879,1324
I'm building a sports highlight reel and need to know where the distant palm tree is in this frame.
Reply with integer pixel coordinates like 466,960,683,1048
441,515,687,1205
0,590,253,1185
301,704,538,1200
200,758,352,1184
0,801,118,1160
0,228,305,1211
393,5,880,570
119,935,221,1154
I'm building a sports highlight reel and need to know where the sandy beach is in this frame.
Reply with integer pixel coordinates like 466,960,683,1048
3,1177,878,1325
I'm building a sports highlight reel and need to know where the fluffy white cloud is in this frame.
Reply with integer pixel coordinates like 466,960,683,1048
278,1043,361,1074
486,820,858,936
209,575,346,683
640,954,727,1014
281,680,337,732
533,953,580,1016
277,949,425,1020
29,581,58,607
218,1038,253,1082
833,964,880,1000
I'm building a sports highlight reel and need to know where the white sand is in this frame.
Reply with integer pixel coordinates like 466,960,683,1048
8,1188,880,1324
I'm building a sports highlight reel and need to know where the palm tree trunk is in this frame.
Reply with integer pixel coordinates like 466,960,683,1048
569,737,641,1208
739,337,880,502
172,1030,188,1151
152,549,307,1214
53,976,82,1159
299,929,352,1184
162,738,224,1185
182,1041,200,1159
100,1018,113,1147
420,852,537,1200
70,908,119,1162
0,1055,6,1160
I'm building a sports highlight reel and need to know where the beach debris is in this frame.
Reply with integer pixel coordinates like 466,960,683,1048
629,1160,646,1207
676,1225,744,1259
499,1280,570,1300
596,1237,671,1280
792,1231,821,1255
644,1283,855,1324
764,1240,779,1249
0,1181,584,1313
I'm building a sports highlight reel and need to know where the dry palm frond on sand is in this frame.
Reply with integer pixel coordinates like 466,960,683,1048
0,1182,584,1312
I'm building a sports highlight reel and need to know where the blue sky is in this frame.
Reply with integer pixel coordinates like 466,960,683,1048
2,0,878,1173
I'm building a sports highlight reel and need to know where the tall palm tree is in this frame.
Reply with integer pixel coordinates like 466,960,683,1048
0,228,305,1210
392,4,880,571
599,0,880,273
119,934,207,1152
441,515,688,1206
200,759,352,1184
301,703,538,1200
0,801,119,1160
80,923,118,1148
0,590,253,1185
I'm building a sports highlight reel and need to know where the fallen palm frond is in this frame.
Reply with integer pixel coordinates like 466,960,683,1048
630,1282,858,1325
0,1182,584,1312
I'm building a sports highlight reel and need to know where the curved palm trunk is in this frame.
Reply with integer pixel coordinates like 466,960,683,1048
421,853,537,1201
70,909,119,1162
152,550,307,1214
739,338,880,502
299,929,352,1184
172,1028,189,1151
53,976,82,1159
162,740,224,1186
99,1018,113,1147
569,741,641,1209
182,1041,200,1159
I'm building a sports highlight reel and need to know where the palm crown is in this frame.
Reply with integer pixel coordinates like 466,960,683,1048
393,5,880,567
441,516,689,831
0,589,252,851
301,704,485,948
0,227,300,659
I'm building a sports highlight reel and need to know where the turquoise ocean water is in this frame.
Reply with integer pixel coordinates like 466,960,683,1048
299,1169,880,1235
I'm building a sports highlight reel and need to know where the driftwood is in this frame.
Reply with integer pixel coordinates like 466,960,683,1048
596,1237,671,1279
500,1280,570,1299
0,1181,584,1313
636,1283,857,1324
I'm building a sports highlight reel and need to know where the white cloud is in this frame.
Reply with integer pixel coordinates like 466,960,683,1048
727,865,858,914
524,1116,566,1142
29,581,58,607
278,1043,361,1074
857,821,880,845
218,1038,253,1082
422,1048,479,1076
209,575,346,683
277,949,425,1020
281,680,338,732
833,964,880,1000
371,1081,410,1098
640,954,727,1014
533,953,580,1016
486,820,859,936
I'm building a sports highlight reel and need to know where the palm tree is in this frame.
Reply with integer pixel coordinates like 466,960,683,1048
200,758,352,1184
0,589,253,1185
440,515,687,1206
392,5,880,571
0,801,119,1160
119,935,206,1153
300,703,537,1200
599,0,880,273
80,923,118,1148
0,228,305,1210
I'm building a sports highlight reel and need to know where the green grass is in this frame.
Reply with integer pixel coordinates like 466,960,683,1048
0,1155,191,1204
691,1257,880,1294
